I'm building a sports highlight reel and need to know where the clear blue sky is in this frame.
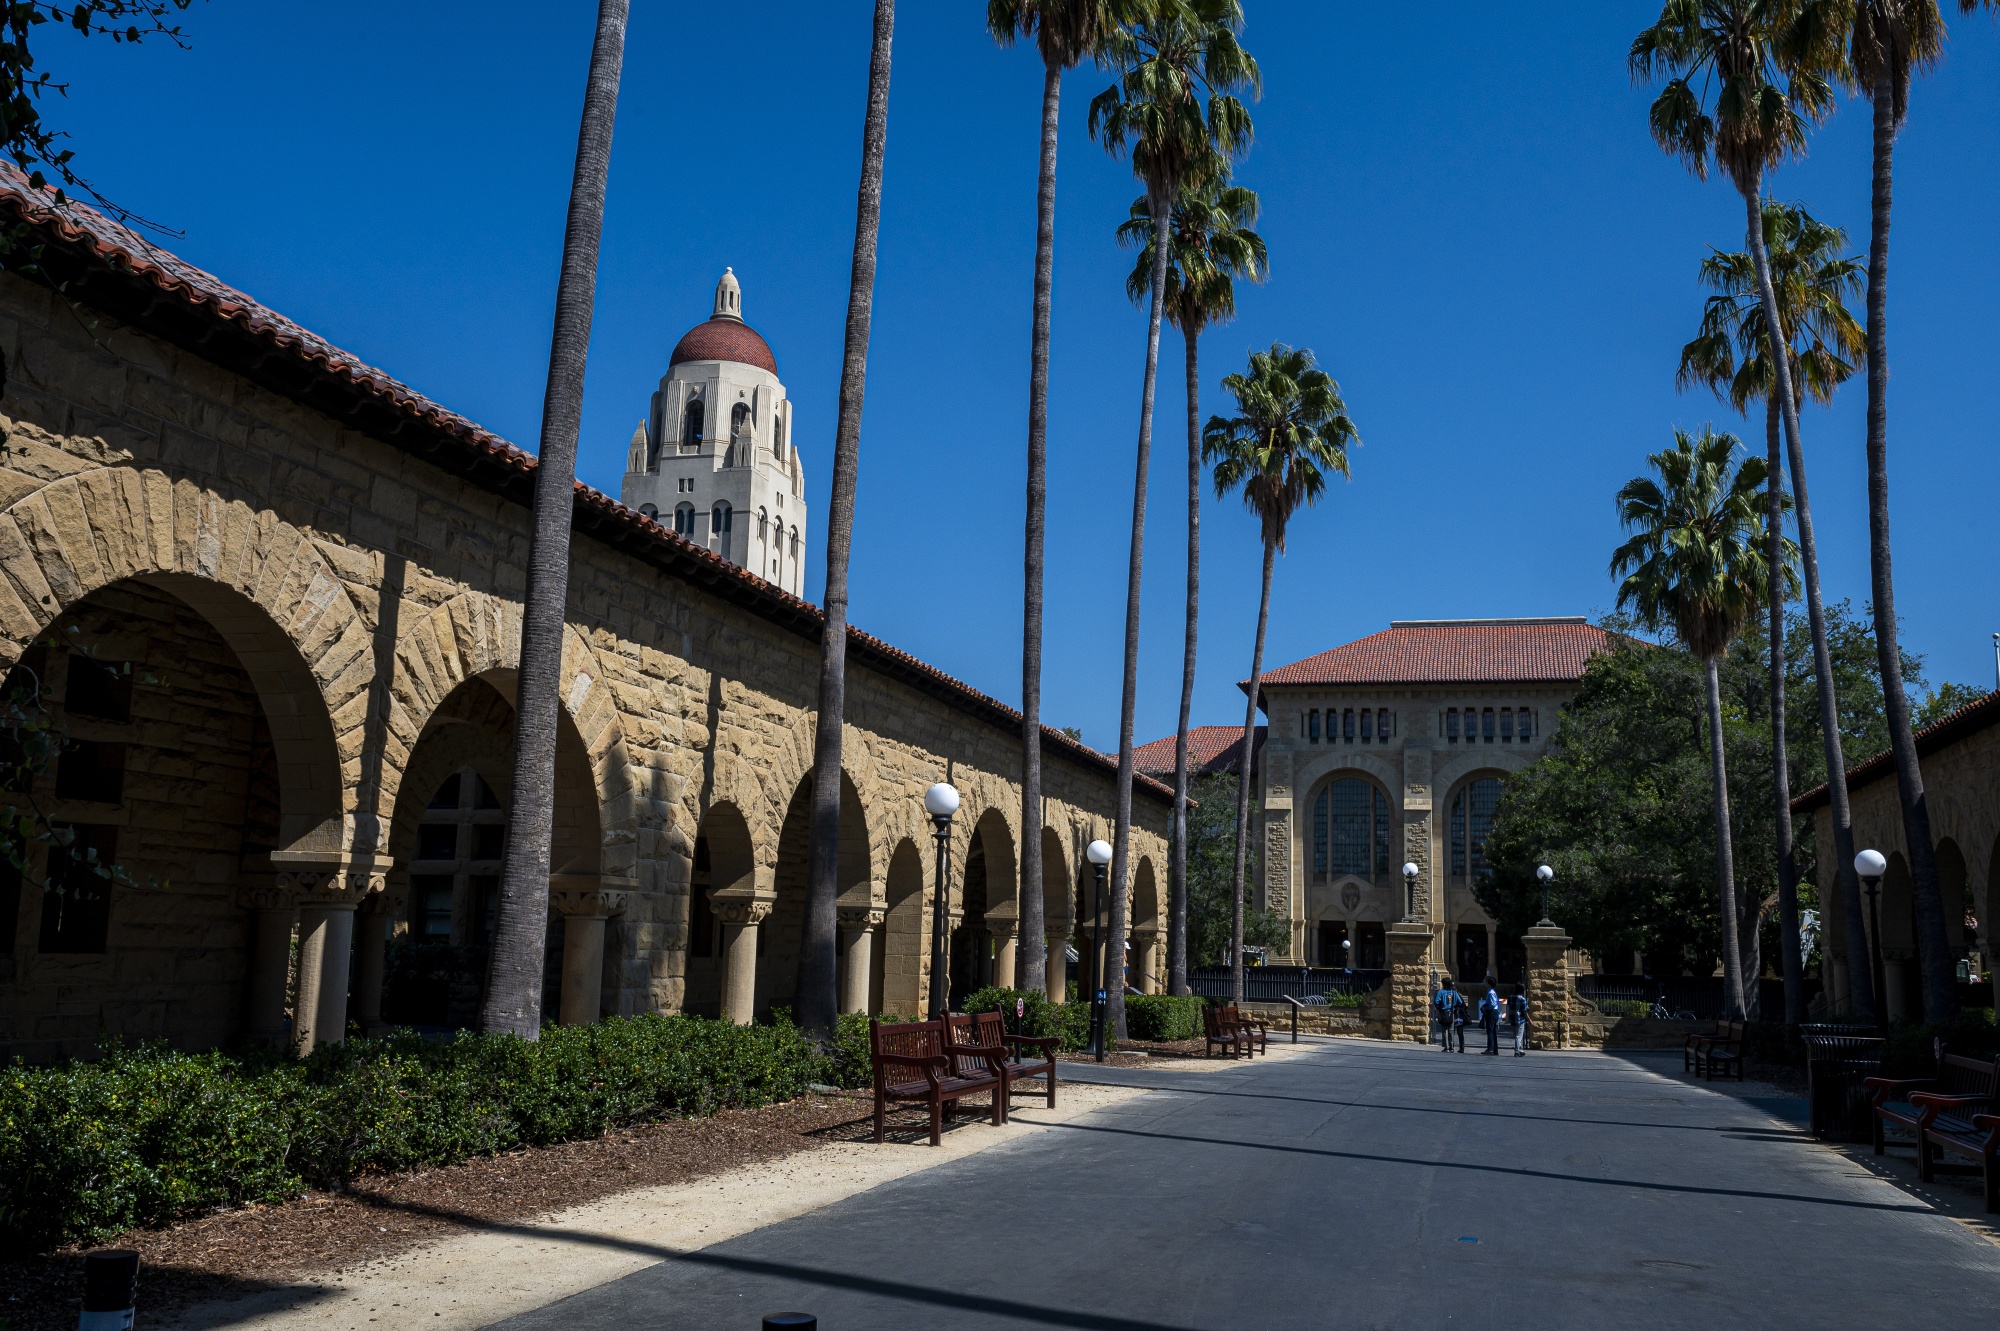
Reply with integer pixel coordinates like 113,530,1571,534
43,2,2000,752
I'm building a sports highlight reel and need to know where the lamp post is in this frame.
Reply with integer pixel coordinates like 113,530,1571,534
1401,862,1420,922
924,781,959,1020
1856,848,1889,1037
1536,864,1554,926
1087,838,1112,1062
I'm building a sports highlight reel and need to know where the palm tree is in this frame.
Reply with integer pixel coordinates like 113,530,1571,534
1088,0,1256,1041
1628,2,1880,1024
798,0,896,1036
1677,199,1862,1027
1611,428,1795,1022
1795,0,1996,1023
987,0,1130,1000
481,0,629,1039
1116,172,1266,997
1203,344,1355,1004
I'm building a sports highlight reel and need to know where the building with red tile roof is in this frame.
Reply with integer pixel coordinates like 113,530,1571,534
1132,725,1264,780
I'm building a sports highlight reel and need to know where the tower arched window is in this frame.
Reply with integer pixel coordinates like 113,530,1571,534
673,502,696,537
639,503,658,521
790,529,799,560
773,413,786,461
1482,707,1496,741
711,502,733,548
731,402,751,438
1311,777,1391,883
1449,777,1504,879
758,507,769,540
682,400,704,451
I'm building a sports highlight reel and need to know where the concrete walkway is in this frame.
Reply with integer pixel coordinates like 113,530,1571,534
494,1038,2000,1330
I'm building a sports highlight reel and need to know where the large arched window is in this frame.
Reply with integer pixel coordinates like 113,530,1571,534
409,767,507,943
731,402,751,437
673,502,696,537
1449,777,1503,879
773,412,787,460
1311,778,1390,883
682,399,704,450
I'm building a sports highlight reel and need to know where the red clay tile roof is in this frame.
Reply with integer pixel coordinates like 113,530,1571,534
0,164,1170,805
1792,689,2000,815
669,317,778,375
1133,725,1264,778
1254,619,1612,689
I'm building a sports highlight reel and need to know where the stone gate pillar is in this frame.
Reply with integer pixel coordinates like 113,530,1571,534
552,878,630,1027
839,906,883,1014
1523,923,1573,1050
1385,918,1435,1042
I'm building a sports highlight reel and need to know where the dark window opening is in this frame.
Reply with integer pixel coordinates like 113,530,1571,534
1308,710,1320,742
64,654,131,722
1360,709,1373,741
1500,708,1514,741
0,850,20,954
55,740,125,804
1313,778,1390,881
413,873,454,939
471,875,500,945
1343,708,1355,741
39,824,115,954
471,823,505,861
1482,707,1496,741
1356,921,1386,970
429,774,462,810
416,823,459,861
682,400,704,450
691,888,716,959
1446,708,1459,741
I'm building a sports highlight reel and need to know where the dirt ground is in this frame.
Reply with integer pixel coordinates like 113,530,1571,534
1,1090,891,1331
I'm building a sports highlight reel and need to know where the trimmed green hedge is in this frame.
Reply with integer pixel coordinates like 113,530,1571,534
0,1014,828,1253
1123,994,1205,1041
959,986,1095,1051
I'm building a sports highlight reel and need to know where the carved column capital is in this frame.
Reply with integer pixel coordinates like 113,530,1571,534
552,887,631,920
712,897,772,927
838,906,885,930
238,883,297,912
272,853,394,908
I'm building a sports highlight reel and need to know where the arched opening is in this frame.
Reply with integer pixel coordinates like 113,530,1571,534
1130,857,1160,994
1939,838,1969,953
878,839,926,1016
674,502,696,538
765,771,870,1020
685,801,755,1018
731,402,751,437
0,575,341,1061
1309,775,1392,886
682,399,704,451
773,411,787,461
1881,851,1917,1022
1040,826,1071,1003
711,502,734,558
1448,776,1504,885
952,809,1016,1005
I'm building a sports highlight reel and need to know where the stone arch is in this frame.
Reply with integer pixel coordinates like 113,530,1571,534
762,767,871,1019
877,837,927,1017
1130,856,1161,994
0,469,359,852
1441,766,1512,899
951,806,1016,1003
1880,850,1918,1022
1939,837,1970,951
1301,768,1398,888
685,800,756,1018
381,592,635,882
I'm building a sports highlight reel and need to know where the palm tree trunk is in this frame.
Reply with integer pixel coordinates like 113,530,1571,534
1105,183,1174,1043
799,0,895,1036
1703,653,1748,1021
1228,535,1275,1004
480,0,628,1039
1865,64,1954,1024
1168,322,1201,997
1740,174,1874,1023
1766,392,1805,1030
1017,58,1061,999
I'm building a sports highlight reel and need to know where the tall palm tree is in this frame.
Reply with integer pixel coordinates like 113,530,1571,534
1203,344,1355,1004
1116,172,1266,997
481,0,629,1039
1794,0,1995,1022
799,0,896,1036
1088,0,1256,1041
1677,199,1863,1027
1628,2,1880,1023
1612,428,1796,1022
987,0,1130,1000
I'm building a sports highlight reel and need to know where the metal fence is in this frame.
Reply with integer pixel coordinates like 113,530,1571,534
1574,975,1824,1020
1187,965,1388,1002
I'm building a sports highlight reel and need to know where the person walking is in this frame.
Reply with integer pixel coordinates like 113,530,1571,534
1510,984,1529,1056
1481,976,1501,1055
1434,976,1465,1053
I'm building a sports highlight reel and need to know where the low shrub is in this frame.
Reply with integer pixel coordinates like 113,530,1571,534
959,987,1094,1051
1325,988,1373,1010
1595,998,1650,1019
1123,994,1205,1042
0,1013,829,1254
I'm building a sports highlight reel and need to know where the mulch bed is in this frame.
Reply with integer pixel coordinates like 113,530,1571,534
1,1090,886,1331
1057,1038,1233,1068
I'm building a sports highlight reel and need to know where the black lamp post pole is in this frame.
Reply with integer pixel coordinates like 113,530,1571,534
1091,861,1108,1062
1864,874,1887,1038
929,813,953,1019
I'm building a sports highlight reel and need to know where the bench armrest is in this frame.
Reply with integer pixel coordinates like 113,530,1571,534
1864,1076,1936,1102
1909,1091,1989,1109
1002,1034,1059,1056
1969,1115,2000,1138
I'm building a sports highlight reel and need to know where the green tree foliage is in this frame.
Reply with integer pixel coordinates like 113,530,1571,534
1184,773,1285,967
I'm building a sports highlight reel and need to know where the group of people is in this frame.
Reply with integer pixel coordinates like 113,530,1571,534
1432,975,1528,1055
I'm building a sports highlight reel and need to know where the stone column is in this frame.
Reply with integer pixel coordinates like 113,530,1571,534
351,909,390,1037
838,906,884,1015
1385,918,1435,1042
239,884,298,1048
1045,934,1067,1004
990,923,1018,991
284,856,389,1053
1523,923,1573,1050
716,899,771,1026
552,880,630,1027
1134,930,1161,995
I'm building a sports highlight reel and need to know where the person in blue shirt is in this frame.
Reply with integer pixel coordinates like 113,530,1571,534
1480,978,1502,1055
1510,984,1530,1056
1433,977,1465,1053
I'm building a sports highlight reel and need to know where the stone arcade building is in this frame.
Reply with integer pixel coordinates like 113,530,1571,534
0,169,1171,1063
1246,619,1610,976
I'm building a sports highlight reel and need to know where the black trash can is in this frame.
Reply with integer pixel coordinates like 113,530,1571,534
1802,1024,1884,1142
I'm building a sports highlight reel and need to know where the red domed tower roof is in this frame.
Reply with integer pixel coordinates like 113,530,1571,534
668,318,778,376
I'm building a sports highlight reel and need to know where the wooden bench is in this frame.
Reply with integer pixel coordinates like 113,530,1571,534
1203,1004,1248,1059
1866,1050,2000,1163
1941,1115,2000,1213
968,1010,1057,1113
1225,1004,1269,1057
869,1017,1004,1146
1683,1019,1745,1081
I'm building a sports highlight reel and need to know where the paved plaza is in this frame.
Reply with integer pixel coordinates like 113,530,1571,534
496,1039,2000,1330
